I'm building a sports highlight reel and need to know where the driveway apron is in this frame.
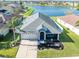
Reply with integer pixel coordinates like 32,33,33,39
16,40,37,58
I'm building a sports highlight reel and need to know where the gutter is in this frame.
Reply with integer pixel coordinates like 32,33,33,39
54,18,63,33
56,21,63,32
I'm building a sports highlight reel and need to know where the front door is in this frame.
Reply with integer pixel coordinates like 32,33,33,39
40,32,45,41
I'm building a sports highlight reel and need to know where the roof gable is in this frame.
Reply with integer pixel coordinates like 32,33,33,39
21,12,63,33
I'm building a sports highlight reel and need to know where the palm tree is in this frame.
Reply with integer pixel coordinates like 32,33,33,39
7,17,19,40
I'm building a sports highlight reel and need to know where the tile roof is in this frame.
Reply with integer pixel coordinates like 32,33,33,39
58,14,79,26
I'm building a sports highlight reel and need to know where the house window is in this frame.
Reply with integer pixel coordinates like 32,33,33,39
46,34,57,41
53,34,57,39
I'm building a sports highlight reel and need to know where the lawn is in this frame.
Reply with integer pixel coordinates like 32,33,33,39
0,47,18,58
37,17,79,58
22,7,34,17
0,32,20,58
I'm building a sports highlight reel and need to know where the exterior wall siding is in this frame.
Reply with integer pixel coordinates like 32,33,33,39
0,27,9,36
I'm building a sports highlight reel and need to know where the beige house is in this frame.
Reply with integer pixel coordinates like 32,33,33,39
57,14,79,35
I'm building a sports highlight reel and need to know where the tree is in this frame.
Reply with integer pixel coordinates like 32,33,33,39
76,4,79,10
7,17,19,40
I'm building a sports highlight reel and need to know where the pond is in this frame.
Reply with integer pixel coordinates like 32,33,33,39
33,6,79,16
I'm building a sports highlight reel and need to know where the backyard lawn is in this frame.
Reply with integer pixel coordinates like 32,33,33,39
0,32,20,58
37,17,79,58
22,7,34,17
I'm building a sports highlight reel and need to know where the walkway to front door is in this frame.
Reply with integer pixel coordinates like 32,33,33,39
16,40,37,58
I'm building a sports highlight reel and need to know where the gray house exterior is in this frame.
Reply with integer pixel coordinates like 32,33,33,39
20,12,63,43
0,10,22,36
0,13,10,36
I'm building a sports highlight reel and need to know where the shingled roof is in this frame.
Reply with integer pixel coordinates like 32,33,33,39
0,13,22,29
0,13,12,29
21,12,63,34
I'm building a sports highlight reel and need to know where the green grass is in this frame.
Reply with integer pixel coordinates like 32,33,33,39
37,17,79,58
0,32,20,57
0,47,18,58
22,8,34,17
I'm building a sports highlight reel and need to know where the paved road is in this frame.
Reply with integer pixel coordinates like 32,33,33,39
16,40,37,58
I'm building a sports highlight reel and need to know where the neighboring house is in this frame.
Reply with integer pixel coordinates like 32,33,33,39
2,3,22,14
0,13,11,36
0,11,22,36
20,12,63,43
57,14,79,35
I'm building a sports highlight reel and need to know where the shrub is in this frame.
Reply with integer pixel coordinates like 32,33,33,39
76,4,79,10
0,35,4,41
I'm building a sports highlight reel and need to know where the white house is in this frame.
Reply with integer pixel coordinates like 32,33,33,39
20,12,63,43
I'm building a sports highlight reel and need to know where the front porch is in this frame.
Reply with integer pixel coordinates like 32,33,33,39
39,31,60,43
38,31,63,50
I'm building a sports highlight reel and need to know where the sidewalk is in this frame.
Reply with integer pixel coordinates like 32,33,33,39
16,40,37,58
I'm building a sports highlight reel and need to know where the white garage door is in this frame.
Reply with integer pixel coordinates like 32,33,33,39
21,33,38,40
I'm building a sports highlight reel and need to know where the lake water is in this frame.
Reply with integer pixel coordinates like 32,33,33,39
33,6,79,16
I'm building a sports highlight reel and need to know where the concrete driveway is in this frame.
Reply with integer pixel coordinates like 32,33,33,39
16,40,37,58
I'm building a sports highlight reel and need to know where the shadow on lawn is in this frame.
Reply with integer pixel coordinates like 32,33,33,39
60,28,74,43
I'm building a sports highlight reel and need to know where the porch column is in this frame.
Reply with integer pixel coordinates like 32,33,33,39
57,34,59,40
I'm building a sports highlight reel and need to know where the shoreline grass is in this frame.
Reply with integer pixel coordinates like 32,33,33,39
22,8,34,17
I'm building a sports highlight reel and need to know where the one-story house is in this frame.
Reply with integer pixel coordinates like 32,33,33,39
2,3,21,14
57,14,79,35
0,11,22,36
0,13,12,36
20,12,63,43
